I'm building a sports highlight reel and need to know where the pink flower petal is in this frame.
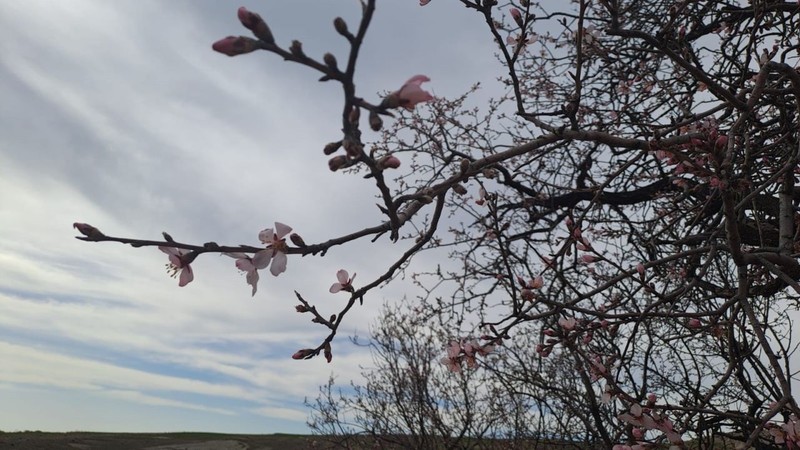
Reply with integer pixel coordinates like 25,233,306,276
258,228,274,244
246,267,260,296
236,259,255,272
274,222,292,239
329,283,343,293
270,251,287,276
252,249,272,269
178,265,194,287
336,269,349,284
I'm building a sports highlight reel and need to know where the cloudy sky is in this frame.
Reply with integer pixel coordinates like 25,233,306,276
0,0,504,434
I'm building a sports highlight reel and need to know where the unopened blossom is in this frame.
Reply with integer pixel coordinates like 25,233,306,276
292,349,314,360
212,36,260,57
329,269,356,293
159,246,194,287
237,7,274,44
258,222,293,276
419,0,431,6
376,154,401,170
510,8,524,27
687,318,702,328
383,75,434,110
73,222,104,239
227,250,272,296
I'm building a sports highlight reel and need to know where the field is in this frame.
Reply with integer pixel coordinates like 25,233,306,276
0,432,319,450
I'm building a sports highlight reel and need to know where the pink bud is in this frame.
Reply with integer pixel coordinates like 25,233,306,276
237,7,274,43
636,263,645,275
687,318,702,329
510,8,524,27
73,222,104,239
328,155,349,172
212,36,261,57
632,428,644,439
714,135,728,151
377,155,401,170
292,349,314,360
581,254,597,263
647,393,657,403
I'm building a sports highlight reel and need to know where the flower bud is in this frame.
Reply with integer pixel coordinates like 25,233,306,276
459,158,470,174
291,349,314,360
714,135,728,151
324,342,333,363
295,304,310,313
212,36,261,57
290,233,307,248
452,183,467,195
73,222,104,239
377,155,401,170
368,111,383,131
289,40,305,58
328,155,349,171
323,52,339,71
323,141,342,155
333,17,349,36
237,7,274,44
510,8,524,28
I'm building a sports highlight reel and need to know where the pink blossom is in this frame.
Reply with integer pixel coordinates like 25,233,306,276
440,356,462,372
446,340,461,358
386,75,434,110
506,33,538,52
419,0,431,6
558,317,578,331
258,222,293,276
529,276,544,289
329,269,356,293
227,250,272,296
581,254,597,264
159,246,194,287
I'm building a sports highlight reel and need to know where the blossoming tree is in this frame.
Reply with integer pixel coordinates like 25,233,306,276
75,1,800,448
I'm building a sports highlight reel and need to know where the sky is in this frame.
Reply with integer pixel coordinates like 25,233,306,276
0,0,505,434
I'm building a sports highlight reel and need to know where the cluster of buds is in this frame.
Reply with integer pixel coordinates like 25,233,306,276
212,8,275,57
